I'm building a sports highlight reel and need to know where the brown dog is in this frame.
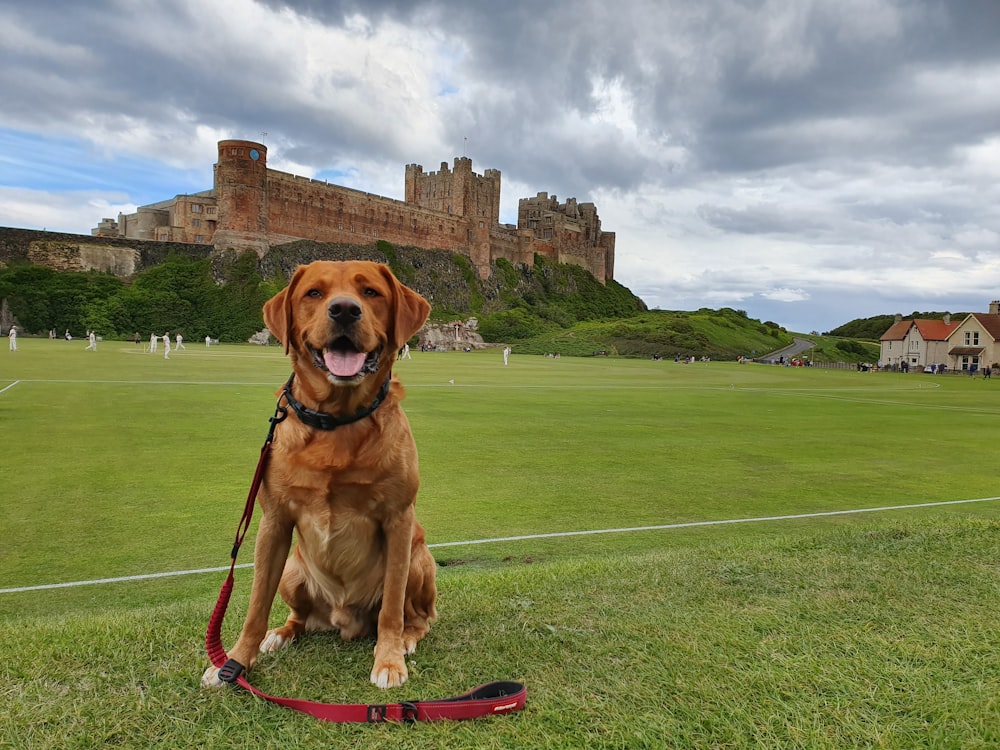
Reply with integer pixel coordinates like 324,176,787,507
202,260,436,690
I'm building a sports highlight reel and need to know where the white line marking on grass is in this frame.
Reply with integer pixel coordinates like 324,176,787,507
0,380,20,395
428,495,1000,547
2,495,997,594
0,564,255,594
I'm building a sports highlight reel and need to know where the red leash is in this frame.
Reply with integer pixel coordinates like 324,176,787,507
205,393,527,722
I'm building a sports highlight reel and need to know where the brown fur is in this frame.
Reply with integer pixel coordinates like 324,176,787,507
202,260,435,689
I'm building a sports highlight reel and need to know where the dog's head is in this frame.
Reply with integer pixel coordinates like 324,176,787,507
264,261,430,393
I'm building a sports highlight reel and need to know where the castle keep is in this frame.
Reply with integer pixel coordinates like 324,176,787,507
94,140,614,282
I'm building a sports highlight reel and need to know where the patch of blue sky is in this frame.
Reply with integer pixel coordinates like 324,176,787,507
315,167,359,182
0,128,209,203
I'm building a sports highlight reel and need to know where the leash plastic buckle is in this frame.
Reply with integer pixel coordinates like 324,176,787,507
217,658,246,684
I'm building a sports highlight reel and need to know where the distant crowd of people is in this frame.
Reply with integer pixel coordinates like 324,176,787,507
5,327,215,360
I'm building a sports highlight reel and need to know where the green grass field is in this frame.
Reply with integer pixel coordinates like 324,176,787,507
1,339,998,748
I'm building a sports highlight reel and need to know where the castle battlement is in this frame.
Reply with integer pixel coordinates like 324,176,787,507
100,140,614,282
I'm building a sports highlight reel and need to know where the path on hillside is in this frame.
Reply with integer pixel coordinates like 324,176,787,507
759,337,816,363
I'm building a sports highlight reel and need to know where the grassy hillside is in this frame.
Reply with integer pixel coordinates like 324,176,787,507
826,311,969,339
505,308,793,359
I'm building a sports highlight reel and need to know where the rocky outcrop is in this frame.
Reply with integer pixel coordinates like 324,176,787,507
420,318,486,351
0,227,211,276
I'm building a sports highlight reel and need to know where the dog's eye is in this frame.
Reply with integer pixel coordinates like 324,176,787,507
363,287,381,298
305,289,323,299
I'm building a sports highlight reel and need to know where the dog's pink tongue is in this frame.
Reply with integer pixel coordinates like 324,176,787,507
324,348,367,377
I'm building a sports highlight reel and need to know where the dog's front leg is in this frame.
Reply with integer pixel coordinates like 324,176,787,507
371,507,414,688
202,511,293,688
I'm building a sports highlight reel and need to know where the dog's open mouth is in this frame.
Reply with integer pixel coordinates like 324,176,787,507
311,337,381,380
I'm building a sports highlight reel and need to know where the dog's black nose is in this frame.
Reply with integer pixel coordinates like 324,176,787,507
328,297,362,325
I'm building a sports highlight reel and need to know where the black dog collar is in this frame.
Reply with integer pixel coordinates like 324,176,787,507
280,373,391,430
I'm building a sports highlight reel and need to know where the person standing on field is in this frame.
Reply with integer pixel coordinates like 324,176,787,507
175,333,186,351
163,333,171,360
8,326,16,351
149,333,158,353
84,330,97,351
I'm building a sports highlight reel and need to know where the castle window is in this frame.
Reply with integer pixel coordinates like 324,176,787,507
195,234,205,243
373,229,378,237
192,218,201,228
191,204,203,213
206,206,216,215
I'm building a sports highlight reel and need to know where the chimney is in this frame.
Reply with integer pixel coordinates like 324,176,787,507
944,313,951,325
990,300,1000,315
894,314,902,323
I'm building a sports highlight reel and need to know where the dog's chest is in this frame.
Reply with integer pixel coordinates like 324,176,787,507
294,495,387,578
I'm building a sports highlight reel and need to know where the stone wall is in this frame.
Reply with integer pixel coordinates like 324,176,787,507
0,227,212,276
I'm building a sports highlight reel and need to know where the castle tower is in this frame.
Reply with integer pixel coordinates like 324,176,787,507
212,139,269,256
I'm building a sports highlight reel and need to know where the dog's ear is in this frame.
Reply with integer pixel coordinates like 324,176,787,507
263,266,305,355
381,265,431,350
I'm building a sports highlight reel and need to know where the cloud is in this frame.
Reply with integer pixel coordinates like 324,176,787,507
0,0,999,334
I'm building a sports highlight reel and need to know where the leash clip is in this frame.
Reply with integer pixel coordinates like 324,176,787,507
266,386,290,443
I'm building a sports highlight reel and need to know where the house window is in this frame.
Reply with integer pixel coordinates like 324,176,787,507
206,206,217,215
192,218,201,228
965,331,980,345
961,355,980,371
191,204,203,213
195,234,205,243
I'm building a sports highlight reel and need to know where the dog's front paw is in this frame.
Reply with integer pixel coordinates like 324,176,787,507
371,658,409,689
259,629,290,654
201,665,225,689
371,640,408,688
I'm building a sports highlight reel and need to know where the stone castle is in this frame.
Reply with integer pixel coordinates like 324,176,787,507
93,140,615,282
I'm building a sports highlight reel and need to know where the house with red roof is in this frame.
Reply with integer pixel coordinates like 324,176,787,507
879,314,959,371
944,302,1000,372
880,301,1000,372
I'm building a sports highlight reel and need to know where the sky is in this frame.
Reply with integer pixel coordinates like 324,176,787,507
1,0,999,333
